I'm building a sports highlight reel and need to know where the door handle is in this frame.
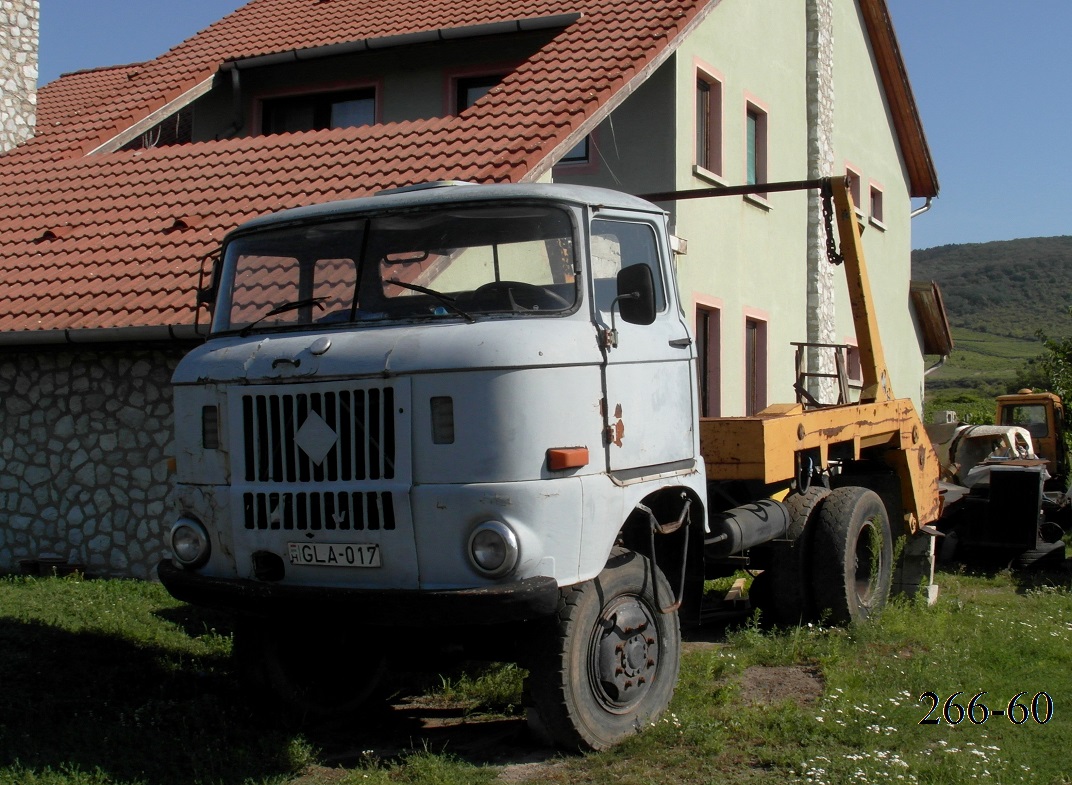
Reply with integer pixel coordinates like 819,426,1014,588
669,337,693,348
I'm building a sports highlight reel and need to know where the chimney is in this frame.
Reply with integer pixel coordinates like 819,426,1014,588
0,0,39,152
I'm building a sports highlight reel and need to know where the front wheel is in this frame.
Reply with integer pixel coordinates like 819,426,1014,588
235,617,389,720
526,549,681,751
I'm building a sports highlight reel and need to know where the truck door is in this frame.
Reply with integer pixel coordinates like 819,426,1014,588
590,214,697,475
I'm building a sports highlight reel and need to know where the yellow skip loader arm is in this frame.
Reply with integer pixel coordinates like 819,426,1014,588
699,398,941,534
672,176,941,534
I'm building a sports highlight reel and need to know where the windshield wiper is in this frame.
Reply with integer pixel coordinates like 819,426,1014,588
387,279,474,323
239,296,328,337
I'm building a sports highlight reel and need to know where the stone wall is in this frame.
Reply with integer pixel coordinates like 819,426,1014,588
0,0,38,152
0,347,186,578
805,0,837,403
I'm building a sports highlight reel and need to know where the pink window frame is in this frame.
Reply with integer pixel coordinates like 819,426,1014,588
694,59,725,180
743,308,769,416
868,179,886,230
444,62,518,116
693,295,723,417
843,162,865,217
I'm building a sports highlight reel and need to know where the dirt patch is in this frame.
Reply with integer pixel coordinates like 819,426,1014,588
291,697,564,782
737,665,824,708
496,759,570,783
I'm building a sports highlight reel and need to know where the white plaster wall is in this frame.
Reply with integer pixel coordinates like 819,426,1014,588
673,0,811,416
831,0,925,407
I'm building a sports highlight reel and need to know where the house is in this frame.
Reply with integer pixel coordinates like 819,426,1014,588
0,0,938,578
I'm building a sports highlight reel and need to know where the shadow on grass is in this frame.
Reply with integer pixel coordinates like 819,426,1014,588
0,618,305,784
1010,556,1072,594
0,615,559,783
153,603,238,641
938,549,1072,595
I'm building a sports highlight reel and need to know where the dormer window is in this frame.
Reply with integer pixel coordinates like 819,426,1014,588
455,75,505,113
261,87,376,134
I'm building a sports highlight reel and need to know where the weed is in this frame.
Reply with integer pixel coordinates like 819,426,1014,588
430,663,526,715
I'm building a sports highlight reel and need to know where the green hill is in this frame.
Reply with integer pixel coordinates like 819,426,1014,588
911,235,1072,404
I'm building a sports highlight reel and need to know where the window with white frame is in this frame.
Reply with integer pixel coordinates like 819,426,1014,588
869,183,885,229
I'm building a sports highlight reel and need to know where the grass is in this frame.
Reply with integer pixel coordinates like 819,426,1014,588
1,566,1071,784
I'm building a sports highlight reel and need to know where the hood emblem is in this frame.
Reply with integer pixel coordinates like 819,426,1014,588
295,411,338,465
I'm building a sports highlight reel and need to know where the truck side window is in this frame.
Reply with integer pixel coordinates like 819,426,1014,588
1002,404,1049,438
590,220,666,314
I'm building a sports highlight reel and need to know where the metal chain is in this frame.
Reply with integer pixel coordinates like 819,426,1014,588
821,184,844,266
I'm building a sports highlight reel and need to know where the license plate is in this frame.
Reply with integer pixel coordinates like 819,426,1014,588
288,542,381,568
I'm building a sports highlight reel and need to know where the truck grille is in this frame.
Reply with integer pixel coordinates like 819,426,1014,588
240,386,396,483
242,490,396,531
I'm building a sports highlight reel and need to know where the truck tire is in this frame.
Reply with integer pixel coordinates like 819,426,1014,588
811,486,892,625
527,549,680,751
764,486,830,625
1013,540,1066,570
237,618,389,719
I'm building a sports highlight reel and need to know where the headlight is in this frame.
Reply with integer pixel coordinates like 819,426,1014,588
467,521,519,578
169,517,210,569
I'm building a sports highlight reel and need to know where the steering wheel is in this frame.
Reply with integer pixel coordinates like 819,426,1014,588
470,280,570,311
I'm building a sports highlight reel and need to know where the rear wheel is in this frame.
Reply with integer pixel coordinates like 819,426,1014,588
527,549,680,751
811,486,893,624
763,486,830,625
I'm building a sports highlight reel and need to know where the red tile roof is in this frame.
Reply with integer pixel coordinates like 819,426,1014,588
0,0,715,337
35,63,144,130
0,0,933,339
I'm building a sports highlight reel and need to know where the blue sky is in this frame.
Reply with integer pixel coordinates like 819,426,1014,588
35,1,1072,250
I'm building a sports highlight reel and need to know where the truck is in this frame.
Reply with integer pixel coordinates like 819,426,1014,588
927,390,1068,567
158,175,941,751
995,390,1067,488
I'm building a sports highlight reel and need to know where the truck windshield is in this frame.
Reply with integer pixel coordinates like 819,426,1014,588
212,203,577,335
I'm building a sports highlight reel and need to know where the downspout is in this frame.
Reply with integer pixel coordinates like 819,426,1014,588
911,198,943,372
221,67,244,140
911,197,933,219
924,353,947,376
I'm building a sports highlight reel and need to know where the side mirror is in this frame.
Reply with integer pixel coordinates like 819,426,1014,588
196,253,221,306
194,254,220,336
616,263,657,326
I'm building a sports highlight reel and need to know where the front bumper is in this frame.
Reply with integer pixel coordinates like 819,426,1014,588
157,559,561,626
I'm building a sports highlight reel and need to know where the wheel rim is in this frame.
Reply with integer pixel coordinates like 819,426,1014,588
588,594,660,713
853,518,881,608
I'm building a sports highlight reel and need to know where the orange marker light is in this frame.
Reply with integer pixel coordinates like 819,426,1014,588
547,447,589,471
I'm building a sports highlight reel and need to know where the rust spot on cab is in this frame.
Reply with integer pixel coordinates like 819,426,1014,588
604,403,625,447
